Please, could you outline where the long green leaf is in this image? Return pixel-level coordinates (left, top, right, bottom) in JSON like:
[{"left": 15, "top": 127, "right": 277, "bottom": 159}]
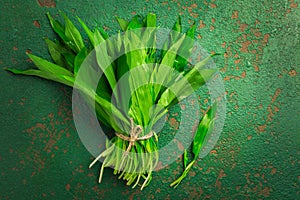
[
  {"left": 5, "top": 68, "right": 74, "bottom": 87},
  {"left": 46, "top": 12, "right": 69, "bottom": 43},
  {"left": 61, "top": 12, "right": 85, "bottom": 53},
  {"left": 27, "top": 54, "right": 74, "bottom": 77},
  {"left": 77, "top": 16, "right": 96, "bottom": 47},
  {"left": 192, "top": 102, "right": 217, "bottom": 157}
]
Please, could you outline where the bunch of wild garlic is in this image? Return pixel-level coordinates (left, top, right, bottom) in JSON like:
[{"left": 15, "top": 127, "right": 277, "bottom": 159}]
[{"left": 6, "top": 12, "right": 217, "bottom": 189}]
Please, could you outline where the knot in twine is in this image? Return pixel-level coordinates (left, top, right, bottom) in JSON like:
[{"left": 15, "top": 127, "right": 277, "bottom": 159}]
[{"left": 116, "top": 118, "right": 153, "bottom": 155}]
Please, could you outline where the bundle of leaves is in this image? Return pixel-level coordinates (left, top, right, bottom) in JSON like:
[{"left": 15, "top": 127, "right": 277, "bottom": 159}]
[{"left": 5, "top": 12, "right": 218, "bottom": 189}]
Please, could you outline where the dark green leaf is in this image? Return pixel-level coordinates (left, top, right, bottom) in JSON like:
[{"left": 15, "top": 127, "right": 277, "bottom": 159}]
[
  {"left": 62, "top": 52, "right": 75, "bottom": 70},
  {"left": 74, "top": 47, "right": 88, "bottom": 75}
]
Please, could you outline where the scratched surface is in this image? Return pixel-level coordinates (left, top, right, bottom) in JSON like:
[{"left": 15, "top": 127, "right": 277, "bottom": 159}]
[{"left": 0, "top": 0, "right": 299, "bottom": 199}]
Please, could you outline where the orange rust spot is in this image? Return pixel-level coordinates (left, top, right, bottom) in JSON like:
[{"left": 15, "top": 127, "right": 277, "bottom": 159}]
[
  {"left": 247, "top": 135, "right": 252, "bottom": 140},
  {"left": 267, "top": 106, "right": 274, "bottom": 122},
  {"left": 288, "top": 69, "right": 297, "bottom": 77},
  {"left": 259, "top": 187, "right": 272, "bottom": 197},
  {"left": 253, "top": 64, "right": 260, "bottom": 71},
  {"left": 263, "top": 33, "right": 270, "bottom": 43},
  {"left": 224, "top": 76, "right": 230, "bottom": 81},
  {"left": 190, "top": 12, "right": 199, "bottom": 18},
  {"left": 177, "top": 140, "right": 184, "bottom": 151},
  {"left": 204, "top": 98, "right": 209, "bottom": 104},
  {"left": 36, "top": 0, "right": 56, "bottom": 7},
  {"left": 189, "top": 170, "right": 196, "bottom": 177},
  {"left": 210, "top": 25, "right": 215, "bottom": 31},
  {"left": 13, "top": 46, "right": 18, "bottom": 50},
  {"left": 169, "top": 118, "right": 179, "bottom": 129},
  {"left": 215, "top": 169, "right": 226, "bottom": 189},
  {"left": 212, "top": 18, "right": 216, "bottom": 23},
  {"left": 240, "top": 23, "right": 248, "bottom": 32},
  {"left": 240, "top": 41, "right": 251, "bottom": 53},
  {"left": 191, "top": 3, "right": 197, "bottom": 8},
  {"left": 221, "top": 42, "right": 226, "bottom": 48},
  {"left": 66, "top": 184, "right": 70, "bottom": 191},
  {"left": 291, "top": 2, "right": 298, "bottom": 8},
  {"left": 210, "top": 149, "right": 217, "bottom": 154},
  {"left": 254, "top": 31, "right": 262, "bottom": 37},
  {"left": 33, "top": 20, "right": 40, "bottom": 28},
  {"left": 231, "top": 11, "right": 238, "bottom": 19},
  {"left": 234, "top": 59, "right": 241, "bottom": 64},
  {"left": 273, "top": 105, "right": 279, "bottom": 112},
  {"left": 271, "top": 88, "right": 281, "bottom": 103},
  {"left": 241, "top": 71, "right": 246, "bottom": 78},
  {"left": 271, "top": 168, "right": 277, "bottom": 175},
  {"left": 198, "top": 20, "right": 206, "bottom": 29},
  {"left": 210, "top": 3, "right": 217, "bottom": 8},
  {"left": 258, "top": 124, "right": 267, "bottom": 133}
]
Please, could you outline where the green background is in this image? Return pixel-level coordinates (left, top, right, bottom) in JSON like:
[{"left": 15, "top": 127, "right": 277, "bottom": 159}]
[{"left": 1, "top": 0, "right": 299, "bottom": 199}]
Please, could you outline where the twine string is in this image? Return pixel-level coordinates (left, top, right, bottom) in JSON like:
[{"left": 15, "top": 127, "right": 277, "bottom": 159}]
[{"left": 116, "top": 118, "right": 153, "bottom": 156}]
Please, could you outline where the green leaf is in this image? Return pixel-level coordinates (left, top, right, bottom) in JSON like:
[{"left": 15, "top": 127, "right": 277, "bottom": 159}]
[
  {"left": 47, "top": 12, "right": 69, "bottom": 43},
  {"left": 94, "top": 43, "right": 117, "bottom": 90},
  {"left": 93, "top": 29, "right": 105, "bottom": 45},
  {"left": 45, "top": 38, "right": 68, "bottom": 67},
  {"left": 5, "top": 68, "right": 74, "bottom": 87},
  {"left": 183, "top": 150, "right": 188, "bottom": 169},
  {"left": 27, "top": 53, "right": 74, "bottom": 77},
  {"left": 172, "top": 22, "right": 196, "bottom": 72},
  {"left": 77, "top": 16, "right": 105, "bottom": 47},
  {"left": 77, "top": 16, "right": 96, "bottom": 47},
  {"left": 127, "top": 15, "right": 143, "bottom": 30},
  {"left": 172, "top": 16, "right": 182, "bottom": 33},
  {"left": 62, "top": 75, "right": 129, "bottom": 131},
  {"left": 74, "top": 47, "right": 88, "bottom": 75},
  {"left": 61, "top": 12, "right": 85, "bottom": 53},
  {"left": 170, "top": 103, "right": 217, "bottom": 188},
  {"left": 145, "top": 13, "right": 156, "bottom": 27},
  {"left": 98, "top": 27, "right": 109, "bottom": 39},
  {"left": 192, "top": 102, "right": 217, "bottom": 158},
  {"left": 116, "top": 16, "right": 129, "bottom": 31},
  {"left": 62, "top": 52, "right": 75, "bottom": 70}
]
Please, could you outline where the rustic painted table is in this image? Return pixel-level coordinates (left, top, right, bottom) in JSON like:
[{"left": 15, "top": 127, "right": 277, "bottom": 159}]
[{"left": 0, "top": 0, "right": 299, "bottom": 199}]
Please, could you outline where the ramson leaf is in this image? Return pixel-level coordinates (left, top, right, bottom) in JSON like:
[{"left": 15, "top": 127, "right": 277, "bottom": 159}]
[
  {"left": 116, "top": 16, "right": 129, "bottom": 31},
  {"left": 61, "top": 12, "right": 85, "bottom": 53}
]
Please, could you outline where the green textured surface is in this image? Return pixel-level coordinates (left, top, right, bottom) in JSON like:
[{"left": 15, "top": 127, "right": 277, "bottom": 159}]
[{"left": 1, "top": 0, "right": 299, "bottom": 199}]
